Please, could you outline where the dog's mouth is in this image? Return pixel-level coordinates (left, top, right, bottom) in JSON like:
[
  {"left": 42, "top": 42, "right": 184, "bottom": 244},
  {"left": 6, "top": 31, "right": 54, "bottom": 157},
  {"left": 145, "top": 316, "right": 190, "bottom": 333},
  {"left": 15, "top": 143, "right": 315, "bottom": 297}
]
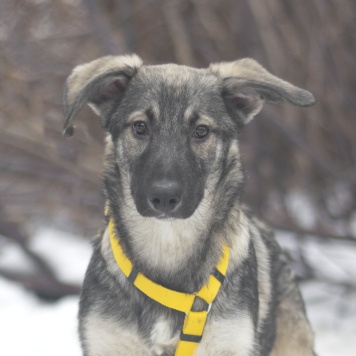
[
  {"left": 155, "top": 214, "right": 176, "bottom": 221},
  {"left": 138, "top": 207, "right": 190, "bottom": 220},
  {"left": 134, "top": 200, "right": 198, "bottom": 220}
]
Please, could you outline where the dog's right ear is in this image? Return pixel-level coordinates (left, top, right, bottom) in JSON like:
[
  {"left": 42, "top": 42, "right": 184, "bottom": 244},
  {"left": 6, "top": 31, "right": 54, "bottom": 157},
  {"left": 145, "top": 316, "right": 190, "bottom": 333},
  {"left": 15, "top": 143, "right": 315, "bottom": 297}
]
[{"left": 63, "top": 54, "right": 143, "bottom": 137}]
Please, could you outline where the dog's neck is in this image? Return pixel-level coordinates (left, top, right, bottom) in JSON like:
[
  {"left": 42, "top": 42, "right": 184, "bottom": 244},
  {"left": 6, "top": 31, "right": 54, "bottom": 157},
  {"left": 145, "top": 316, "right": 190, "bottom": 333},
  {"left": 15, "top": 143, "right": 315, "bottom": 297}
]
[{"left": 102, "top": 195, "right": 246, "bottom": 293}]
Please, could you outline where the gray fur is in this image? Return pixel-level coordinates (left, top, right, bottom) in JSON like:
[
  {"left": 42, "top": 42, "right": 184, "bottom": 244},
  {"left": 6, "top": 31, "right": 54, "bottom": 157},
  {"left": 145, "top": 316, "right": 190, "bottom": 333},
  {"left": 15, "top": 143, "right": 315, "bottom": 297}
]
[{"left": 63, "top": 55, "right": 315, "bottom": 355}]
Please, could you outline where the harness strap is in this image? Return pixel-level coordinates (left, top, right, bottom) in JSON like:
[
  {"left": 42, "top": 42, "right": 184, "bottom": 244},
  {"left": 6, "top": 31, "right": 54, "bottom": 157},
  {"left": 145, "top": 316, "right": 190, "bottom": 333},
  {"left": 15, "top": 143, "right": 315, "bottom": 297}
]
[
  {"left": 109, "top": 218, "right": 196, "bottom": 312},
  {"left": 175, "top": 310, "right": 208, "bottom": 355},
  {"left": 108, "top": 216, "right": 230, "bottom": 355}
]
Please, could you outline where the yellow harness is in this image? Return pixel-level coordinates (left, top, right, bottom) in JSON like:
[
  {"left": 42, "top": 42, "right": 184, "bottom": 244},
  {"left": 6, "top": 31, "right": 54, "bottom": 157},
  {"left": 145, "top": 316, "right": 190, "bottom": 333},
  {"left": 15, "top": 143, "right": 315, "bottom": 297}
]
[{"left": 108, "top": 217, "right": 230, "bottom": 355}]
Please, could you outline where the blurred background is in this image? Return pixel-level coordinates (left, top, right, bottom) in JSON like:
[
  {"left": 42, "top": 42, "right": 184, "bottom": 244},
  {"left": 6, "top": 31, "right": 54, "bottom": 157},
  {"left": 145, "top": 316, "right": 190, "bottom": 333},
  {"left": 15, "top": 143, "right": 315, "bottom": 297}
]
[{"left": 0, "top": 0, "right": 355, "bottom": 355}]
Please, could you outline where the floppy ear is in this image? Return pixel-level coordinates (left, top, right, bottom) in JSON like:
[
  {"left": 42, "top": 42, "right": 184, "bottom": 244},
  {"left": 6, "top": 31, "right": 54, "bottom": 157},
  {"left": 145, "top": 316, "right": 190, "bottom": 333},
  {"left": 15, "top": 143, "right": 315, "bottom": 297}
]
[
  {"left": 62, "top": 54, "right": 143, "bottom": 137},
  {"left": 209, "top": 58, "right": 316, "bottom": 124}
]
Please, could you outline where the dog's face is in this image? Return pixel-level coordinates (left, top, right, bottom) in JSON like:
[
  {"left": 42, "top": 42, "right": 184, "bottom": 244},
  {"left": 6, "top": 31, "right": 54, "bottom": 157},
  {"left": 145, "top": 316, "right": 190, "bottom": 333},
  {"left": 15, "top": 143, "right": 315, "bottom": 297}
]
[
  {"left": 111, "top": 65, "right": 237, "bottom": 219},
  {"left": 63, "top": 55, "right": 315, "bottom": 221}
]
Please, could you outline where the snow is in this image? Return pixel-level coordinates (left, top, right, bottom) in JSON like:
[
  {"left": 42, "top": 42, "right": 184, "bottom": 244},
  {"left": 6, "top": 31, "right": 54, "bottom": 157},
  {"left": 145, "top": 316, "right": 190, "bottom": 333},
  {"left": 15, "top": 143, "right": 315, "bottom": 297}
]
[
  {"left": 0, "top": 228, "right": 88, "bottom": 356},
  {"left": 1, "top": 229, "right": 356, "bottom": 355},
  {"left": 286, "top": 191, "right": 317, "bottom": 229},
  {"left": 0, "top": 278, "right": 80, "bottom": 356},
  {"left": 0, "top": 238, "right": 37, "bottom": 275},
  {"left": 29, "top": 228, "right": 92, "bottom": 285}
]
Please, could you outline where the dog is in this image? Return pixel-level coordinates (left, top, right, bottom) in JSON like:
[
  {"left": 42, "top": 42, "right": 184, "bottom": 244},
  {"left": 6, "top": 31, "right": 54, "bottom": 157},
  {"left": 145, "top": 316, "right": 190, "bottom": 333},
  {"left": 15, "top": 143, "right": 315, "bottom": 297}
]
[{"left": 63, "top": 55, "right": 316, "bottom": 356}]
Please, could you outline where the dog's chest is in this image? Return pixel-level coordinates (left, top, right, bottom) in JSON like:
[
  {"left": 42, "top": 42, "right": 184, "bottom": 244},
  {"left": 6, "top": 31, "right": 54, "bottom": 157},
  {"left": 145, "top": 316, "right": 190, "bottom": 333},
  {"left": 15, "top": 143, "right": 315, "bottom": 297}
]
[
  {"left": 149, "top": 318, "right": 178, "bottom": 355},
  {"left": 149, "top": 312, "right": 256, "bottom": 356},
  {"left": 84, "top": 313, "right": 178, "bottom": 356},
  {"left": 85, "top": 314, "right": 255, "bottom": 355}
]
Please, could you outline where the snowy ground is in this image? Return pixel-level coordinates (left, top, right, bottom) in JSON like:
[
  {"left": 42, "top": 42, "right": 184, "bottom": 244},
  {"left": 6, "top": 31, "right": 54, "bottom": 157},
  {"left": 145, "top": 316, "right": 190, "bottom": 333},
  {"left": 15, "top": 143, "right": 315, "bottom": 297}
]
[{"left": 1, "top": 228, "right": 356, "bottom": 355}]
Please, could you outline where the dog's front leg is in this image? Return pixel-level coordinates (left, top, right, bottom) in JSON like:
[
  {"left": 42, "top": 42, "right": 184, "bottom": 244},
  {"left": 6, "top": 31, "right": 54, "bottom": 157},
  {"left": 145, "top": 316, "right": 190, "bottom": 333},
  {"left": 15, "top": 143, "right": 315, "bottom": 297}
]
[
  {"left": 195, "top": 313, "right": 256, "bottom": 356},
  {"left": 81, "top": 314, "right": 152, "bottom": 356},
  {"left": 270, "top": 300, "right": 315, "bottom": 356}
]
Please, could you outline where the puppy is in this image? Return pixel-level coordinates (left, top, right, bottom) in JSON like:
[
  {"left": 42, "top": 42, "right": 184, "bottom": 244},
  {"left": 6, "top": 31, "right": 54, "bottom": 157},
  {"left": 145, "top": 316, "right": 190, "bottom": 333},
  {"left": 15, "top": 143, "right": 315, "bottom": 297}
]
[{"left": 63, "top": 55, "right": 316, "bottom": 355}]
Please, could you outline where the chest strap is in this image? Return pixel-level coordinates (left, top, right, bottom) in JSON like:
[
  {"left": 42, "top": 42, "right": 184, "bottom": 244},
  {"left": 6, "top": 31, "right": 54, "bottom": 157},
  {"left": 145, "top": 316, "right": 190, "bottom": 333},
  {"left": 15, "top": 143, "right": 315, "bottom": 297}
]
[{"left": 108, "top": 217, "right": 230, "bottom": 356}]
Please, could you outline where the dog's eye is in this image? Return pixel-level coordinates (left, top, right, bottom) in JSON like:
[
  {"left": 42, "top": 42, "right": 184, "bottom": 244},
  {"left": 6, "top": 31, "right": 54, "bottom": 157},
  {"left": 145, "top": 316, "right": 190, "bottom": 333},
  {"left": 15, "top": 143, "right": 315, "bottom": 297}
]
[
  {"left": 132, "top": 121, "right": 148, "bottom": 136},
  {"left": 193, "top": 125, "right": 210, "bottom": 139}
]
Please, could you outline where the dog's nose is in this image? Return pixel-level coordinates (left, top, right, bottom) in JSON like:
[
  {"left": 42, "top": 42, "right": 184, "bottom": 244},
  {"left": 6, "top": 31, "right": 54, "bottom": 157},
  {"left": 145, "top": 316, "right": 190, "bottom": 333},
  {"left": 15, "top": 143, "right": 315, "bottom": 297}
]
[{"left": 148, "top": 181, "right": 182, "bottom": 213}]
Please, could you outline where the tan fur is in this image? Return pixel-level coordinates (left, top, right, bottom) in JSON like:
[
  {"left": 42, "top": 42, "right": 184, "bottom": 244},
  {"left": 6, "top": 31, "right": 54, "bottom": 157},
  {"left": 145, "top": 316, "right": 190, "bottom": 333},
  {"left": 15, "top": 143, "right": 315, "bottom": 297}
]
[
  {"left": 271, "top": 301, "right": 315, "bottom": 356},
  {"left": 249, "top": 222, "right": 273, "bottom": 333}
]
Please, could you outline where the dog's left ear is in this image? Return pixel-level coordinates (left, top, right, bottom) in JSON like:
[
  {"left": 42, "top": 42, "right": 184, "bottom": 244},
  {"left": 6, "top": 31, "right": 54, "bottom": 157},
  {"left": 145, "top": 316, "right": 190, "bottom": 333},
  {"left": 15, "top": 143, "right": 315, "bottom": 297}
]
[
  {"left": 209, "top": 58, "right": 315, "bottom": 125},
  {"left": 63, "top": 54, "right": 143, "bottom": 137}
]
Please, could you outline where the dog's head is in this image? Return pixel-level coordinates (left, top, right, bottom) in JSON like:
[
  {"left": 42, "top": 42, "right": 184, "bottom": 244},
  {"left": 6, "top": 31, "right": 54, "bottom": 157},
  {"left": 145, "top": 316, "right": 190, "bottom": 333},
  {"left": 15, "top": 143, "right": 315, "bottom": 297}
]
[{"left": 63, "top": 55, "right": 315, "bottom": 221}]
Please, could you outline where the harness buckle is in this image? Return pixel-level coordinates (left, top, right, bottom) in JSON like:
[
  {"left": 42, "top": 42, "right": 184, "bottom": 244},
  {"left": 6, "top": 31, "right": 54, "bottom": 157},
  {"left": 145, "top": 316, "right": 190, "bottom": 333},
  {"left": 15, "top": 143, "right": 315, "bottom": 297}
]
[{"left": 185, "top": 299, "right": 212, "bottom": 315}]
